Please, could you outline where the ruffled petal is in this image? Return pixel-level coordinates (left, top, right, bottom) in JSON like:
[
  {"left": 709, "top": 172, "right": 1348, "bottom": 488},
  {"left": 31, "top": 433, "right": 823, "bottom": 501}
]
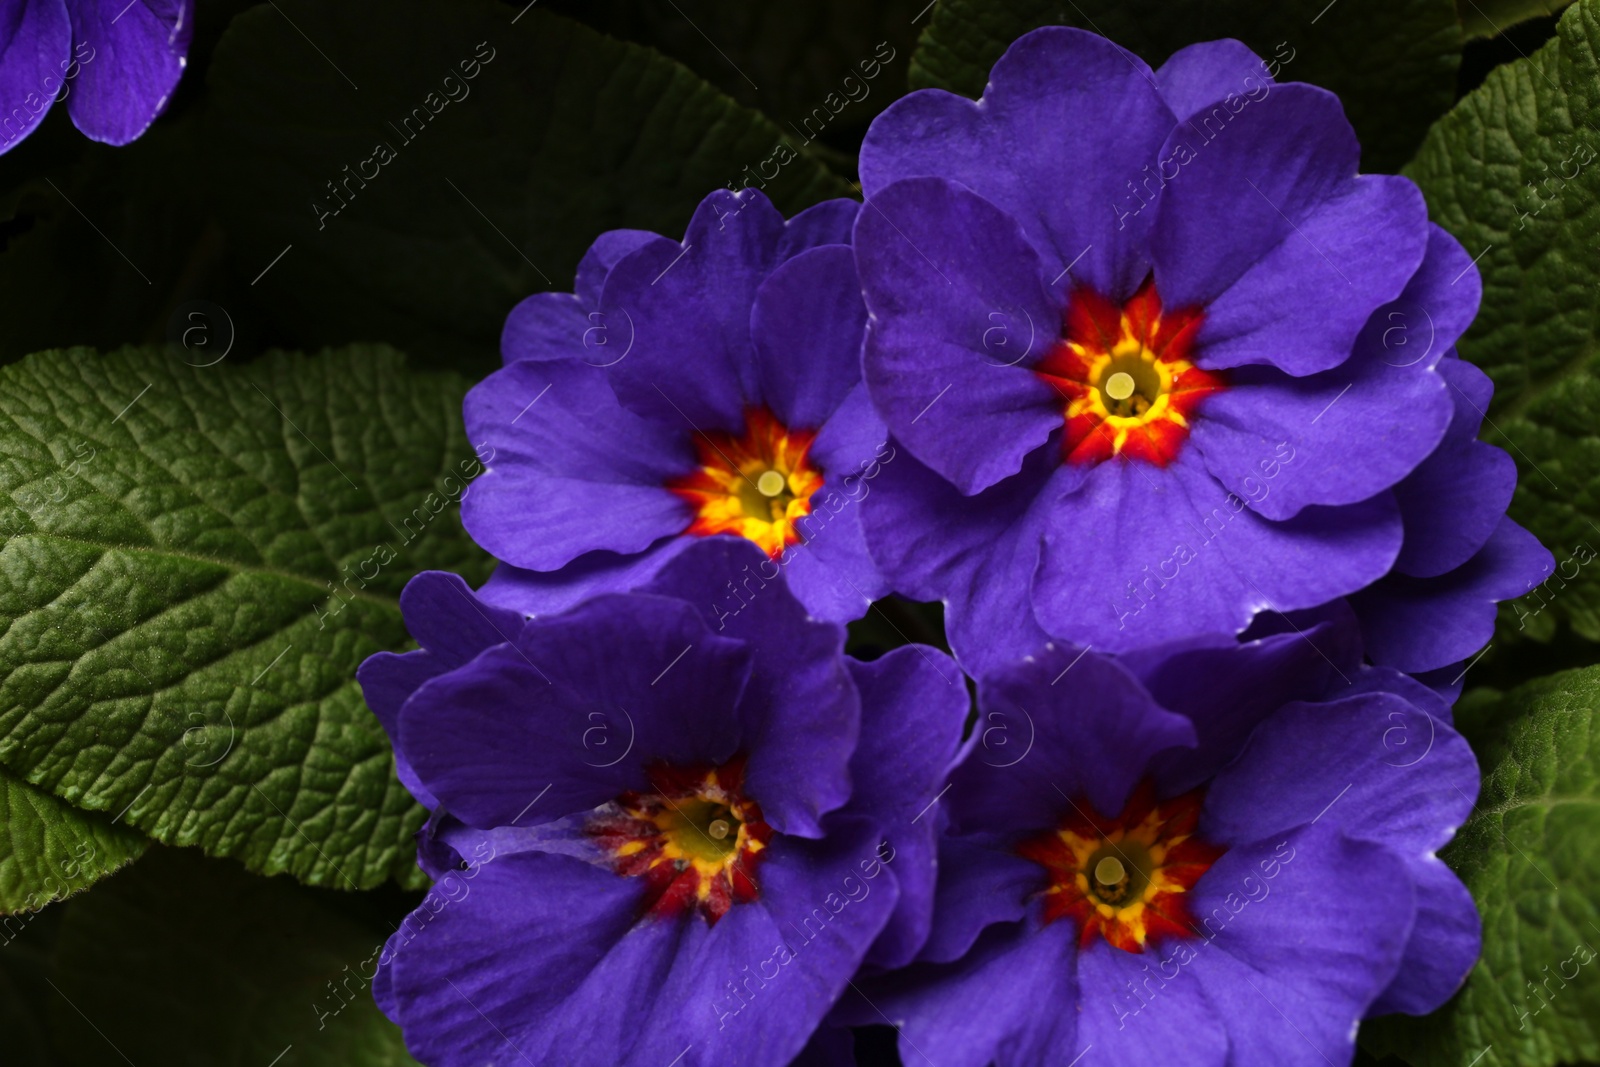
[
  {"left": 1183, "top": 826, "right": 1413, "bottom": 1065},
  {"left": 398, "top": 569, "right": 526, "bottom": 663},
  {"left": 842, "top": 646, "right": 967, "bottom": 826},
  {"left": 380, "top": 850, "right": 673, "bottom": 1067},
  {"left": 859, "top": 441, "right": 1069, "bottom": 677},
  {"left": 1393, "top": 357, "right": 1516, "bottom": 577},
  {"left": 1076, "top": 940, "right": 1228, "bottom": 1066},
  {"left": 844, "top": 645, "right": 968, "bottom": 967},
  {"left": 0, "top": 0, "right": 70, "bottom": 153},
  {"left": 461, "top": 359, "right": 696, "bottom": 570},
  {"left": 1141, "top": 619, "right": 1363, "bottom": 794},
  {"left": 1197, "top": 175, "right": 1427, "bottom": 376},
  {"left": 476, "top": 539, "right": 692, "bottom": 619},
  {"left": 915, "top": 833, "right": 1043, "bottom": 965},
  {"left": 1387, "top": 224, "right": 1483, "bottom": 361},
  {"left": 1189, "top": 345, "right": 1451, "bottom": 520},
  {"left": 598, "top": 189, "right": 787, "bottom": 428},
  {"left": 67, "top": 0, "right": 192, "bottom": 145},
  {"left": 645, "top": 819, "right": 900, "bottom": 1065},
  {"left": 359, "top": 649, "right": 446, "bottom": 810},
  {"left": 1032, "top": 453, "right": 1402, "bottom": 652},
  {"left": 1413, "top": 662, "right": 1467, "bottom": 705},
  {"left": 574, "top": 228, "right": 657, "bottom": 307},
  {"left": 399, "top": 594, "right": 753, "bottom": 828},
  {"left": 780, "top": 483, "right": 889, "bottom": 623},
  {"left": 776, "top": 523, "right": 886, "bottom": 624},
  {"left": 855, "top": 177, "right": 1060, "bottom": 494},
  {"left": 357, "top": 571, "right": 527, "bottom": 810},
  {"left": 777, "top": 197, "right": 860, "bottom": 259},
  {"left": 1154, "top": 38, "right": 1273, "bottom": 123},
  {"left": 859, "top": 26, "right": 1176, "bottom": 297},
  {"left": 1353, "top": 517, "right": 1554, "bottom": 672},
  {"left": 499, "top": 292, "right": 591, "bottom": 364},
  {"left": 1202, "top": 691, "right": 1478, "bottom": 857},
  {"left": 498, "top": 230, "right": 659, "bottom": 366},
  {"left": 752, "top": 245, "right": 866, "bottom": 431},
  {"left": 951, "top": 647, "right": 1196, "bottom": 836},
  {"left": 1152, "top": 84, "right": 1427, "bottom": 375},
  {"left": 1341, "top": 662, "right": 1457, "bottom": 726},
  {"left": 641, "top": 537, "right": 858, "bottom": 838},
  {"left": 858, "top": 920, "right": 1081, "bottom": 1067},
  {"left": 862, "top": 819, "right": 938, "bottom": 971},
  {"left": 1369, "top": 856, "right": 1481, "bottom": 1016}
]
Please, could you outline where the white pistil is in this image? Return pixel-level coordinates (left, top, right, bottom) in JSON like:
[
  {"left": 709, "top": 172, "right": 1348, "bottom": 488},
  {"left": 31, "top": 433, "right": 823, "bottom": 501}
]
[
  {"left": 1094, "top": 855, "right": 1126, "bottom": 886},
  {"left": 1105, "top": 371, "right": 1136, "bottom": 402},
  {"left": 756, "top": 470, "right": 787, "bottom": 497},
  {"left": 708, "top": 819, "right": 731, "bottom": 840}
]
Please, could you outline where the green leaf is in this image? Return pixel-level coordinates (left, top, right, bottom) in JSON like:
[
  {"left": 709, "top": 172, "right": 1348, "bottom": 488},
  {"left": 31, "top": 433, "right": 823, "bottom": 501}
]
[
  {"left": 908, "top": 0, "right": 1462, "bottom": 172},
  {"left": 1363, "top": 665, "right": 1600, "bottom": 1067},
  {"left": 0, "top": 345, "right": 492, "bottom": 889},
  {"left": 204, "top": 0, "right": 854, "bottom": 375},
  {"left": 1402, "top": 0, "right": 1600, "bottom": 644},
  {"left": 554, "top": 0, "right": 924, "bottom": 160},
  {"left": 0, "top": 768, "right": 146, "bottom": 915},
  {"left": 1487, "top": 396, "right": 1600, "bottom": 646},
  {"left": 50, "top": 847, "right": 420, "bottom": 1066},
  {"left": 1461, "top": 0, "right": 1575, "bottom": 38},
  {"left": 1402, "top": 6, "right": 1591, "bottom": 414}
]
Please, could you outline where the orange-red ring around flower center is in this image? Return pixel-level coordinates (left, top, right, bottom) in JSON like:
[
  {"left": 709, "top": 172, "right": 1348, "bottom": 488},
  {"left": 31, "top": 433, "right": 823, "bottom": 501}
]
[
  {"left": 588, "top": 756, "right": 772, "bottom": 925},
  {"left": 666, "top": 408, "right": 823, "bottom": 559},
  {"left": 1034, "top": 277, "right": 1224, "bottom": 468},
  {"left": 1017, "top": 780, "right": 1224, "bottom": 952}
]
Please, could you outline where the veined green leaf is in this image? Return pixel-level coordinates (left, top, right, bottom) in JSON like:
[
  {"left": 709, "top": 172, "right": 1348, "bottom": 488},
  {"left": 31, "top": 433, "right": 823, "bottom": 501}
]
[
  {"left": 0, "top": 345, "right": 492, "bottom": 889},
  {"left": 1364, "top": 666, "right": 1600, "bottom": 1066}
]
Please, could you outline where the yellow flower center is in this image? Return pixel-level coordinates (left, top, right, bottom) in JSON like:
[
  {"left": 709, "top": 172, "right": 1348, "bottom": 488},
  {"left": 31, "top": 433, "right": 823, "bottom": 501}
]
[
  {"left": 1017, "top": 781, "right": 1224, "bottom": 952},
  {"left": 667, "top": 408, "right": 824, "bottom": 559},
  {"left": 1033, "top": 278, "right": 1224, "bottom": 467},
  {"left": 588, "top": 758, "right": 772, "bottom": 925}
]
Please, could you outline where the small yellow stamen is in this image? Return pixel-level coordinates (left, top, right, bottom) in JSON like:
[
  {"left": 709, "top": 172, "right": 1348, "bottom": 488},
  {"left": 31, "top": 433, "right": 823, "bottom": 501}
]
[
  {"left": 756, "top": 470, "right": 787, "bottom": 498},
  {"left": 669, "top": 410, "right": 823, "bottom": 559},
  {"left": 708, "top": 819, "right": 732, "bottom": 840},
  {"left": 1105, "top": 371, "right": 1136, "bottom": 402},
  {"left": 1095, "top": 855, "right": 1126, "bottom": 886}
]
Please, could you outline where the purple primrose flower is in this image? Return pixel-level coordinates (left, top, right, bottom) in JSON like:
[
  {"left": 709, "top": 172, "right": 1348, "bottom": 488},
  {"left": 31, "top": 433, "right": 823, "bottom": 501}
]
[
  {"left": 0, "top": 0, "right": 193, "bottom": 152},
  {"left": 357, "top": 538, "right": 966, "bottom": 1067},
  {"left": 850, "top": 28, "right": 1548, "bottom": 671},
  {"left": 461, "top": 189, "right": 893, "bottom": 625},
  {"left": 842, "top": 612, "right": 1480, "bottom": 1066}
]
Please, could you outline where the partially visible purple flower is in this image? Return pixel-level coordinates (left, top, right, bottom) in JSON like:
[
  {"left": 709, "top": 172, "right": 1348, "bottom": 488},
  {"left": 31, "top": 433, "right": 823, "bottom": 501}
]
[
  {"left": 841, "top": 618, "right": 1480, "bottom": 1066},
  {"left": 358, "top": 539, "right": 966, "bottom": 1067},
  {"left": 849, "top": 27, "right": 1543, "bottom": 674},
  {"left": 462, "top": 189, "right": 891, "bottom": 624},
  {"left": 0, "top": 0, "right": 193, "bottom": 153}
]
